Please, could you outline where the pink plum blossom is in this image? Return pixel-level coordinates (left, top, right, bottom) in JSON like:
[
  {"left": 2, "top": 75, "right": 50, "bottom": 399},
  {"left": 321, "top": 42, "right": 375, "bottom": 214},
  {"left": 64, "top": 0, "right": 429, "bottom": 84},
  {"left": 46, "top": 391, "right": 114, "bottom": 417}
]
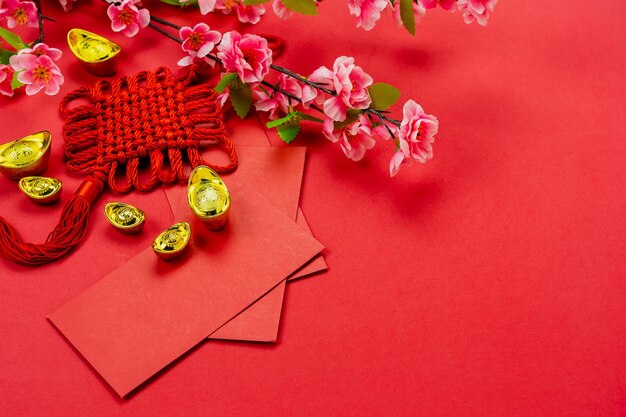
[
  {"left": 177, "top": 23, "right": 221, "bottom": 67},
  {"left": 217, "top": 31, "right": 273, "bottom": 84},
  {"left": 107, "top": 0, "right": 150, "bottom": 38},
  {"left": 308, "top": 56, "right": 373, "bottom": 122},
  {"left": 348, "top": 0, "right": 388, "bottom": 31},
  {"left": 272, "top": 0, "right": 292, "bottom": 19},
  {"left": 0, "top": 0, "right": 38, "bottom": 28},
  {"left": 457, "top": 0, "right": 497, "bottom": 25},
  {"left": 11, "top": 54, "right": 64, "bottom": 96},
  {"left": 383, "top": 99, "right": 438, "bottom": 176},
  {"left": 235, "top": 4, "right": 265, "bottom": 24},
  {"left": 11, "top": 43, "right": 63, "bottom": 64},
  {"left": 323, "top": 114, "right": 377, "bottom": 162},
  {"left": 0, "top": 64, "right": 15, "bottom": 97},
  {"left": 252, "top": 74, "right": 302, "bottom": 120}
]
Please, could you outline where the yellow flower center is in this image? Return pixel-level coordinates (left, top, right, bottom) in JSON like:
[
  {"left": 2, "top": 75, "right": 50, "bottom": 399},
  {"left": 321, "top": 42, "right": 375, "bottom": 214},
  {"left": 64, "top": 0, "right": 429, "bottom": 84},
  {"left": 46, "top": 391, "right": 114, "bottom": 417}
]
[
  {"left": 188, "top": 32, "right": 205, "bottom": 50},
  {"left": 119, "top": 9, "right": 134, "bottom": 25},
  {"left": 12, "top": 7, "right": 28, "bottom": 25},
  {"left": 32, "top": 65, "right": 52, "bottom": 83},
  {"left": 224, "top": 0, "right": 240, "bottom": 10}
]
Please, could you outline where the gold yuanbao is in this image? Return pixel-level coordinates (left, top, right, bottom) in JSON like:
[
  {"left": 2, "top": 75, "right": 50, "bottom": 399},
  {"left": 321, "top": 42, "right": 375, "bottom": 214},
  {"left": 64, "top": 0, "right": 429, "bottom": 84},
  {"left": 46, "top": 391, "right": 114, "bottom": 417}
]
[
  {"left": 104, "top": 202, "right": 145, "bottom": 234},
  {"left": 188, "top": 166, "right": 231, "bottom": 230},
  {"left": 152, "top": 222, "right": 191, "bottom": 261},
  {"left": 67, "top": 28, "right": 121, "bottom": 76},
  {"left": 0, "top": 131, "right": 52, "bottom": 180},
  {"left": 18, "top": 176, "right": 62, "bottom": 205}
]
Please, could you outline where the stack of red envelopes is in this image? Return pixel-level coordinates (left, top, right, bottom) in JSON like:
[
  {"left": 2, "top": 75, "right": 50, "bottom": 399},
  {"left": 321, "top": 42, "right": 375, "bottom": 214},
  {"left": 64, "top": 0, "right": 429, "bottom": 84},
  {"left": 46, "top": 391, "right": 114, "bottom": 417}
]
[{"left": 47, "top": 118, "right": 327, "bottom": 397}]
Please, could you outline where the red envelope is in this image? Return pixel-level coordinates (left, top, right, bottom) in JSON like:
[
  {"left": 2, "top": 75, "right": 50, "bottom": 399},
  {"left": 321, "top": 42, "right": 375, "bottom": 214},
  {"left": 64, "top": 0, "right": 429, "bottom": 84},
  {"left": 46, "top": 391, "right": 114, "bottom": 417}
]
[
  {"left": 48, "top": 184, "right": 323, "bottom": 397},
  {"left": 166, "top": 146, "right": 324, "bottom": 342}
]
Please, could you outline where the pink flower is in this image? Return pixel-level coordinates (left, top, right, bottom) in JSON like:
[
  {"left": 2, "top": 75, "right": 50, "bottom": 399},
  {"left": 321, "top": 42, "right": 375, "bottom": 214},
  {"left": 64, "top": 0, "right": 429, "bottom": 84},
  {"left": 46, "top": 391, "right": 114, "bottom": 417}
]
[
  {"left": 12, "top": 54, "right": 64, "bottom": 96},
  {"left": 217, "top": 31, "right": 273, "bottom": 84},
  {"left": 457, "top": 0, "right": 497, "bottom": 25},
  {"left": 418, "top": 0, "right": 457, "bottom": 10},
  {"left": 0, "top": 64, "right": 15, "bottom": 97},
  {"left": 308, "top": 56, "right": 373, "bottom": 122},
  {"left": 177, "top": 23, "right": 221, "bottom": 67},
  {"left": 348, "top": 0, "right": 388, "bottom": 31},
  {"left": 323, "top": 114, "right": 377, "bottom": 162},
  {"left": 0, "top": 0, "right": 38, "bottom": 28},
  {"left": 252, "top": 73, "right": 302, "bottom": 119},
  {"left": 235, "top": 4, "right": 265, "bottom": 24},
  {"left": 392, "top": 0, "right": 425, "bottom": 27},
  {"left": 10, "top": 43, "right": 62, "bottom": 65},
  {"left": 397, "top": 98, "right": 438, "bottom": 161},
  {"left": 107, "top": 0, "right": 150, "bottom": 38},
  {"left": 272, "top": 0, "right": 292, "bottom": 19}
]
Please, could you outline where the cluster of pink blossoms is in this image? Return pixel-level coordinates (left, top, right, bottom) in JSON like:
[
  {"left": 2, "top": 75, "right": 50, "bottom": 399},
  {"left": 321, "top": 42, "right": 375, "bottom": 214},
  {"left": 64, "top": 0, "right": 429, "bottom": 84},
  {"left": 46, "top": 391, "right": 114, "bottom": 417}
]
[
  {"left": 1, "top": 43, "right": 64, "bottom": 97},
  {"left": 171, "top": 0, "right": 496, "bottom": 30},
  {"left": 349, "top": 0, "right": 498, "bottom": 30},
  {"left": 177, "top": 24, "right": 438, "bottom": 176},
  {"left": 0, "top": 0, "right": 38, "bottom": 28}
]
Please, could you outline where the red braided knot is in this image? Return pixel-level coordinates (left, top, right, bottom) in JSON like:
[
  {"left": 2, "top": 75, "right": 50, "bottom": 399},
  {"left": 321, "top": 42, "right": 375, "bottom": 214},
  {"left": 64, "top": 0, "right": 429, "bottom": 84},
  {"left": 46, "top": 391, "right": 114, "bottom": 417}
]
[{"left": 60, "top": 65, "right": 238, "bottom": 194}]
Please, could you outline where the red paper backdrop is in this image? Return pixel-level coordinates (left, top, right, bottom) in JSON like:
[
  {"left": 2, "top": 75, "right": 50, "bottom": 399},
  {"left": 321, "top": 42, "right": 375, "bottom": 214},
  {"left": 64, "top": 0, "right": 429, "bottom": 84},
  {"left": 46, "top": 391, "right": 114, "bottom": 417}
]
[{"left": 1, "top": 0, "right": 625, "bottom": 416}]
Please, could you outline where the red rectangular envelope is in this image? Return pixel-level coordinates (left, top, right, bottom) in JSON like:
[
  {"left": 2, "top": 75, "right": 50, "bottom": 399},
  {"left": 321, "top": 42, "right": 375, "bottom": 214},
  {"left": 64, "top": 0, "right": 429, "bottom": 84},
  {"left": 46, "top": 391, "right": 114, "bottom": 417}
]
[{"left": 48, "top": 185, "right": 323, "bottom": 397}]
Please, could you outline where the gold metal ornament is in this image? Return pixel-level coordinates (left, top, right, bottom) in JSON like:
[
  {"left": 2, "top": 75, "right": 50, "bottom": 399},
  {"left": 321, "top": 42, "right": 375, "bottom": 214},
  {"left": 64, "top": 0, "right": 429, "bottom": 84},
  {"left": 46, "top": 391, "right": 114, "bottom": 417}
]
[
  {"left": 67, "top": 28, "right": 121, "bottom": 76},
  {"left": 18, "top": 176, "right": 62, "bottom": 205},
  {"left": 0, "top": 131, "right": 52, "bottom": 180},
  {"left": 104, "top": 202, "right": 145, "bottom": 234},
  {"left": 152, "top": 222, "right": 191, "bottom": 261},
  {"left": 187, "top": 166, "right": 231, "bottom": 230}
]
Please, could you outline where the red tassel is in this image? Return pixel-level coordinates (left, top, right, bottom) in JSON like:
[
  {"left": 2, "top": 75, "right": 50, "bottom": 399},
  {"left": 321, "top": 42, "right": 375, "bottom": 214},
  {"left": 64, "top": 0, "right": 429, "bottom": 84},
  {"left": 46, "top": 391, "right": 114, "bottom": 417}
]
[{"left": 0, "top": 177, "right": 103, "bottom": 266}]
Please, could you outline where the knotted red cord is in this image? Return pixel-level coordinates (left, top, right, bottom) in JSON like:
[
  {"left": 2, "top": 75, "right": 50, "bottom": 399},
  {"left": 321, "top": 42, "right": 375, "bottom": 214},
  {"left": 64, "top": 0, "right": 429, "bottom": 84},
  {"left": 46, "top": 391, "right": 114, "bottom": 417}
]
[{"left": 0, "top": 65, "right": 237, "bottom": 266}]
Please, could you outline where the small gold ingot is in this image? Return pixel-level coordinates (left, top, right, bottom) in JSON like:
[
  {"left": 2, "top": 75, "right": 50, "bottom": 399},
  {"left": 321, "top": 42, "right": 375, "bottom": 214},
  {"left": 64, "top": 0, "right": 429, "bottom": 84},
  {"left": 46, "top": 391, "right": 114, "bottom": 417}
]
[
  {"left": 18, "top": 176, "right": 62, "bottom": 205},
  {"left": 67, "top": 28, "right": 121, "bottom": 76},
  {"left": 0, "top": 131, "right": 52, "bottom": 180},
  {"left": 188, "top": 166, "right": 231, "bottom": 230},
  {"left": 152, "top": 222, "right": 191, "bottom": 261},
  {"left": 104, "top": 202, "right": 145, "bottom": 234}
]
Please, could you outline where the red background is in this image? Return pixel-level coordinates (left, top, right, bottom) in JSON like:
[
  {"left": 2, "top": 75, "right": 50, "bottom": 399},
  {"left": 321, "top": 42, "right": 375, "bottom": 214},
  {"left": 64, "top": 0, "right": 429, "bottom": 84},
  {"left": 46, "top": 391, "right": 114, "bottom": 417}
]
[{"left": 1, "top": 0, "right": 625, "bottom": 415}]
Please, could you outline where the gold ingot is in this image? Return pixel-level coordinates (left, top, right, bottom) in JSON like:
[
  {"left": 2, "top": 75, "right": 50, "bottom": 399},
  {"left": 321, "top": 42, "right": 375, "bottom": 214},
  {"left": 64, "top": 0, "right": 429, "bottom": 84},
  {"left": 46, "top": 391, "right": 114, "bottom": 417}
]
[
  {"left": 67, "top": 28, "right": 121, "bottom": 76},
  {"left": 188, "top": 166, "right": 230, "bottom": 230},
  {"left": 0, "top": 131, "right": 51, "bottom": 180},
  {"left": 152, "top": 222, "right": 191, "bottom": 261},
  {"left": 18, "top": 176, "right": 62, "bottom": 205},
  {"left": 104, "top": 202, "right": 146, "bottom": 234}
]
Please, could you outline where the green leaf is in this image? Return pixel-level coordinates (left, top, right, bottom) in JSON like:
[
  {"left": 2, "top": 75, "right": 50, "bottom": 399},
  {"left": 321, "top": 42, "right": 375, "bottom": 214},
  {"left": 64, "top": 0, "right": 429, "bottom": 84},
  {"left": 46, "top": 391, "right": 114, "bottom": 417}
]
[
  {"left": 333, "top": 110, "right": 361, "bottom": 130},
  {"left": 229, "top": 84, "right": 252, "bottom": 119},
  {"left": 266, "top": 113, "right": 295, "bottom": 129},
  {"left": 244, "top": 0, "right": 271, "bottom": 4},
  {"left": 280, "top": 0, "right": 318, "bottom": 15},
  {"left": 295, "top": 112, "right": 324, "bottom": 123},
  {"left": 368, "top": 82, "right": 401, "bottom": 111},
  {"left": 0, "top": 48, "right": 14, "bottom": 65},
  {"left": 11, "top": 71, "right": 23, "bottom": 90},
  {"left": 0, "top": 27, "right": 27, "bottom": 50},
  {"left": 400, "top": 0, "right": 416, "bottom": 35},
  {"left": 216, "top": 72, "right": 237, "bottom": 94},
  {"left": 277, "top": 120, "right": 301, "bottom": 144}
]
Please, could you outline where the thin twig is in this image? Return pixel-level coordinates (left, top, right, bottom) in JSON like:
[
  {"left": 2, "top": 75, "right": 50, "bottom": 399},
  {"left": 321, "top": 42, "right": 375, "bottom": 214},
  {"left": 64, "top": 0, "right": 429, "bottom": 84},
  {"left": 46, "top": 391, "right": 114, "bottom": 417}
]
[
  {"left": 32, "top": 0, "right": 44, "bottom": 44},
  {"left": 151, "top": 15, "right": 182, "bottom": 30}
]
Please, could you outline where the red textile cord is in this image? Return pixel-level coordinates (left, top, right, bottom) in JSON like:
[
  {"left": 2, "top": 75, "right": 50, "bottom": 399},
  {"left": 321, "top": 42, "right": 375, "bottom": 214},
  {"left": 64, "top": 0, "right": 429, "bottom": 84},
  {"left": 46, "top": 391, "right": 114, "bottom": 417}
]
[
  {"left": 0, "top": 176, "right": 104, "bottom": 266},
  {"left": 0, "top": 65, "right": 237, "bottom": 266}
]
